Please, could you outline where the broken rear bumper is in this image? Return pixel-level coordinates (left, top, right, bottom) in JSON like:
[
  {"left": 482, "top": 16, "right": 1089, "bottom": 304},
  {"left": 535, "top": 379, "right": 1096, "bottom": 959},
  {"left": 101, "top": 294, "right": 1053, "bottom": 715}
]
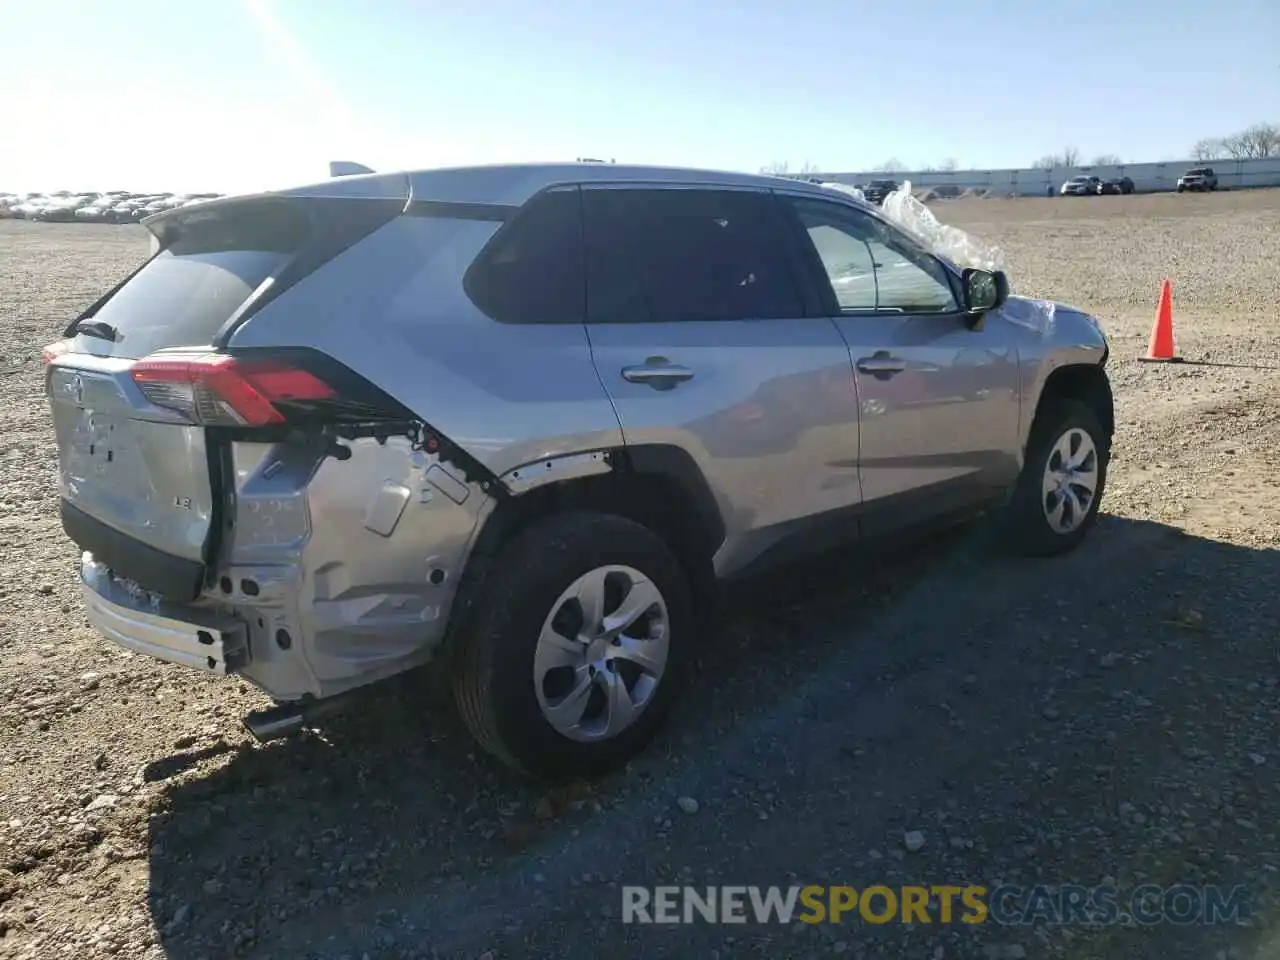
[{"left": 79, "top": 553, "right": 249, "bottom": 675}]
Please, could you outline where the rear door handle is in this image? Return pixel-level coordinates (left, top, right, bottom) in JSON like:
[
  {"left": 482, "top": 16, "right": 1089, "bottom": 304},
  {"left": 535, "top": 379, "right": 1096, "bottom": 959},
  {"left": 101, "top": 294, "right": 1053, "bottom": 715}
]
[
  {"left": 855, "top": 353, "right": 907, "bottom": 375},
  {"left": 621, "top": 358, "right": 695, "bottom": 388}
]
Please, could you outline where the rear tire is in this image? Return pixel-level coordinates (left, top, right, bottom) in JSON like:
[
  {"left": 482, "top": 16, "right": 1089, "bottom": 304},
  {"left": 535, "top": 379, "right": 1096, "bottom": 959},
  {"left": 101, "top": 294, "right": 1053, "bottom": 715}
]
[
  {"left": 452, "top": 511, "right": 693, "bottom": 781},
  {"left": 998, "top": 399, "right": 1109, "bottom": 557}
]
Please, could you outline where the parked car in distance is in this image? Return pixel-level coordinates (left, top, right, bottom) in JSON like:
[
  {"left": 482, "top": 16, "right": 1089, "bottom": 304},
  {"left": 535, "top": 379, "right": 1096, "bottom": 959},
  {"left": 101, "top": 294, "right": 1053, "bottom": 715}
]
[
  {"left": 36, "top": 196, "right": 94, "bottom": 222},
  {"left": 9, "top": 201, "right": 43, "bottom": 220},
  {"left": 75, "top": 198, "right": 121, "bottom": 222},
  {"left": 1060, "top": 175, "right": 1103, "bottom": 196},
  {"left": 43, "top": 162, "right": 1114, "bottom": 780},
  {"left": 861, "top": 178, "right": 900, "bottom": 205},
  {"left": 1176, "top": 167, "right": 1218, "bottom": 192},
  {"left": 1098, "top": 176, "right": 1135, "bottom": 195},
  {"left": 106, "top": 201, "right": 140, "bottom": 223}
]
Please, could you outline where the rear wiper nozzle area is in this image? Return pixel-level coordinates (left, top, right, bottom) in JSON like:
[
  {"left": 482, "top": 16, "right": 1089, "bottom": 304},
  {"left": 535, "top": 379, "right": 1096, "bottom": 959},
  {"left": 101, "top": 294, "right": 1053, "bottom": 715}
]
[{"left": 73, "top": 319, "right": 119, "bottom": 342}]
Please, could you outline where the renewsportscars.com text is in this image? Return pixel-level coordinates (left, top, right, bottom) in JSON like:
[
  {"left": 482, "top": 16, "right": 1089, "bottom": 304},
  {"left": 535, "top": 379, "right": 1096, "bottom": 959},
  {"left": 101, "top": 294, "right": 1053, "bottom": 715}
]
[{"left": 621, "top": 884, "right": 1250, "bottom": 926}]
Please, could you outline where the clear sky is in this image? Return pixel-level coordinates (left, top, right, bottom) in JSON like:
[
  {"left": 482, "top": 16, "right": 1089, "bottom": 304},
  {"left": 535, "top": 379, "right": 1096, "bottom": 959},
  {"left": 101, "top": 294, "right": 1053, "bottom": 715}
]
[{"left": 1, "top": 0, "right": 1276, "bottom": 195}]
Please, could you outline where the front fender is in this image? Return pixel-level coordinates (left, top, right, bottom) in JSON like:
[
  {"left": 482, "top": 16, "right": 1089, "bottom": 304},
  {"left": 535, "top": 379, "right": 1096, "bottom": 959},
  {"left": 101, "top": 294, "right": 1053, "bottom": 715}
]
[{"left": 992, "top": 296, "right": 1109, "bottom": 445}]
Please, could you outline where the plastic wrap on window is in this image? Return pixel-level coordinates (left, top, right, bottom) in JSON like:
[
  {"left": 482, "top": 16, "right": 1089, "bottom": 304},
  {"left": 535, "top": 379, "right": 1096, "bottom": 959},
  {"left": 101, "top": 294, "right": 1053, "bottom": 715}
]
[
  {"left": 879, "top": 180, "right": 1006, "bottom": 273},
  {"left": 818, "top": 178, "right": 1053, "bottom": 329},
  {"left": 819, "top": 181, "right": 867, "bottom": 204}
]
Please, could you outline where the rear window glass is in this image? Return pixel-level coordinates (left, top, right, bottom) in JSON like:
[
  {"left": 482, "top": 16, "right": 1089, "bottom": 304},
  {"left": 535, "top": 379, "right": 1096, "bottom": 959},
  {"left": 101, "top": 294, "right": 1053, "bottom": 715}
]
[
  {"left": 80, "top": 199, "right": 309, "bottom": 359},
  {"left": 86, "top": 250, "right": 289, "bottom": 358}
]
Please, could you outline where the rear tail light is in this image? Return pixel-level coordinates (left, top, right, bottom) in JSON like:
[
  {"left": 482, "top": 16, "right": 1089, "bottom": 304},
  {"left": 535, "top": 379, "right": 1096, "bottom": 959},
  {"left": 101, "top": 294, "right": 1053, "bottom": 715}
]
[
  {"left": 42, "top": 339, "right": 74, "bottom": 366},
  {"left": 130, "top": 352, "right": 337, "bottom": 426}
]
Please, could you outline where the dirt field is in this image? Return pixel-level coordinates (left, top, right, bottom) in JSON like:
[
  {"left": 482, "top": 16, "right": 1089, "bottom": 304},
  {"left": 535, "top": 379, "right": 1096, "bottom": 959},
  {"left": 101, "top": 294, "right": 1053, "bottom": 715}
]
[{"left": 1, "top": 189, "right": 1279, "bottom": 960}]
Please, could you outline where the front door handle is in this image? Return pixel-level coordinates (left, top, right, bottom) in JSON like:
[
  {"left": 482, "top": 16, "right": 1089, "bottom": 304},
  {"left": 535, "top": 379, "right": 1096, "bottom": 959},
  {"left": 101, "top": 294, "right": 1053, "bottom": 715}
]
[
  {"left": 855, "top": 352, "right": 907, "bottom": 376},
  {"left": 621, "top": 358, "right": 695, "bottom": 388}
]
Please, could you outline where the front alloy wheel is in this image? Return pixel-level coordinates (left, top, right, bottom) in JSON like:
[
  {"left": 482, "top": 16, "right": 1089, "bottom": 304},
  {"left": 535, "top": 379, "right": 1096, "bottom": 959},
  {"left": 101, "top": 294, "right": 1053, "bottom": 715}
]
[
  {"left": 1040, "top": 427, "right": 1100, "bottom": 534},
  {"left": 1000, "top": 398, "right": 1109, "bottom": 556}
]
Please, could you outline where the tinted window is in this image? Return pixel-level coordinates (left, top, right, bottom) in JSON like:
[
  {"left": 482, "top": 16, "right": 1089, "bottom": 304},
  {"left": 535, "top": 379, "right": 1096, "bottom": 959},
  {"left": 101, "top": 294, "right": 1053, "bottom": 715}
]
[
  {"left": 785, "top": 197, "right": 958, "bottom": 315},
  {"left": 463, "top": 188, "right": 585, "bottom": 324},
  {"left": 84, "top": 198, "right": 310, "bottom": 359},
  {"left": 583, "top": 188, "right": 803, "bottom": 323}
]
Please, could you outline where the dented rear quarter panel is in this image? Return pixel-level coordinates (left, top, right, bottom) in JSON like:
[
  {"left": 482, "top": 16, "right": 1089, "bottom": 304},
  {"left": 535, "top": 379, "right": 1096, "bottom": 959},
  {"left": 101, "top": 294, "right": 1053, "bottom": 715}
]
[{"left": 207, "top": 434, "right": 493, "bottom": 701}]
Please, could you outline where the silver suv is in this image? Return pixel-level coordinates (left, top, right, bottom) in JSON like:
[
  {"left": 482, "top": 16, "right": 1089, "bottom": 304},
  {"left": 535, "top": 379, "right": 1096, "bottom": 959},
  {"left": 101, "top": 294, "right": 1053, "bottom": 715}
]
[{"left": 43, "top": 163, "right": 1113, "bottom": 779}]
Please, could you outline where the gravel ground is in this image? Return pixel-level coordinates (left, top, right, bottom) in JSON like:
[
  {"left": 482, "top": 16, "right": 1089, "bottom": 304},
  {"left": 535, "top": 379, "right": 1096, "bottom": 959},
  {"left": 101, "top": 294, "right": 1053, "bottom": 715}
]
[{"left": 1, "top": 189, "right": 1279, "bottom": 960}]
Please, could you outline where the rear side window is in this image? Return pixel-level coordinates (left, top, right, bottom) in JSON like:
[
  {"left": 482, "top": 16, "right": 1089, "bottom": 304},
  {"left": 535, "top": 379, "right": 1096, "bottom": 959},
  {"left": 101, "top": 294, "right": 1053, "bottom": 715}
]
[
  {"left": 463, "top": 188, "right": 585, "bottom": 324},
  {"left": 84, "top": 199, "right": 310, "bottom": 359},
  {"left": 583, "top": 188, "right": 804, "bottom": 323}
]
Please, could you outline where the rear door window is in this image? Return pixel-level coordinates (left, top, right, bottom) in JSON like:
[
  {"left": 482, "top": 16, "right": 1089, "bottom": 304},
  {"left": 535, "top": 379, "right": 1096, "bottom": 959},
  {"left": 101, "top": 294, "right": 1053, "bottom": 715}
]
[{"left": 583, "top": 187, "right": 804, "bottom": 323}]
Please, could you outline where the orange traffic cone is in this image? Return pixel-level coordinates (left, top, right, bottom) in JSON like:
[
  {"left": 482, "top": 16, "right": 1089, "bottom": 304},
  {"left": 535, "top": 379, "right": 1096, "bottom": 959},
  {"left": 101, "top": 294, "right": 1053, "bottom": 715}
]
[{"left": 1139, "top": 278, "right": 1182, "bottom": 362}]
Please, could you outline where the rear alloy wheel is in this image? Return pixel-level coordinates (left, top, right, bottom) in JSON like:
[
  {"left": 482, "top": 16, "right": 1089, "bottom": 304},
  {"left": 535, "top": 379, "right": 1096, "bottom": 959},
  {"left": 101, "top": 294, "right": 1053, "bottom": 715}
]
[
  {"left": 999, "top": 399, "right": 1109, "bottom": 556},
  {"left": 452, "top": 511, "right": 691, "bottom": 780},
  {"left": 534, "top": 564, "right": 671, "bottom": 744}
]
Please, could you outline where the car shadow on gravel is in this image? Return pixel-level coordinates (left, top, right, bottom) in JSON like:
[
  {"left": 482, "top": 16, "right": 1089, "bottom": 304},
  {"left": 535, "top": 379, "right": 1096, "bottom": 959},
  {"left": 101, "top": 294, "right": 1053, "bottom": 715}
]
[{"left": 144, "top": 514, "right": 1280, "bottom": 960}]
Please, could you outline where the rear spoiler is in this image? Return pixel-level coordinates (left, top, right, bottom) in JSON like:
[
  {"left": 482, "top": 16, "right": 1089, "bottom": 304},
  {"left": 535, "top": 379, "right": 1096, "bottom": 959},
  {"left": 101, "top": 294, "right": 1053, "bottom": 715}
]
[{"left": 329, "top": 161, "right": 375, "bottom": 177}]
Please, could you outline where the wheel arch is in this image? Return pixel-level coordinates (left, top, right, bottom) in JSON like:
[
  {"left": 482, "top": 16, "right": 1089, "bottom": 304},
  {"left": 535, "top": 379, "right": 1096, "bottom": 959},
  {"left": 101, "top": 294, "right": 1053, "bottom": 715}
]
[
  {"left": 1030, "top": 362, "right": 1114, "bottom": 452},
  {"left": 441, "top": 443, "right": 724, "bottom": 662}
]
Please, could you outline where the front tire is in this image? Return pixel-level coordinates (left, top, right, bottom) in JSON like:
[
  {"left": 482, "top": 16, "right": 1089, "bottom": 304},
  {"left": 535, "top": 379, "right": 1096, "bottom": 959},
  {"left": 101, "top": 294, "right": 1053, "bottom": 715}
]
[
  {"left": 452, "top": 511, "right": 693, "bottom": 780},
  {"left": 998, "top": 399, "right": 1109, "bottom": 557}
]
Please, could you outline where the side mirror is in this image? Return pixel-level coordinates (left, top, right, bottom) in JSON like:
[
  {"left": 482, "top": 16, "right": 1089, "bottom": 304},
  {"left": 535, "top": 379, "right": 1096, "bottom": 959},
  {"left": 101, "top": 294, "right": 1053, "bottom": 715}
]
[{"left": 961, "top": 268, "right": 1009, "bottom": 316}]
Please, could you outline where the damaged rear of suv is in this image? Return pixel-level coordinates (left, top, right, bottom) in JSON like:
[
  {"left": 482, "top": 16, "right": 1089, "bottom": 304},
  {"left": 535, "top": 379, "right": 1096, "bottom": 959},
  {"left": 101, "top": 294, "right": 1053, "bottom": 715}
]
[
  {"left": 45, "top": 171, "right": 517, "bottom": 718},
  {"left": 46, "top": 163, "right": 1113, "bottom": 781}
]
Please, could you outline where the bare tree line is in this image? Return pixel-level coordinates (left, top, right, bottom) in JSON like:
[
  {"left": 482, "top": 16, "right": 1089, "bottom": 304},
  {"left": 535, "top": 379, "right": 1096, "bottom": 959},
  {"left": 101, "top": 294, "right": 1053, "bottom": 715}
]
[
  {"left": 1030, "top": 149, "right": 1123, "bottom": 169},
  {"left": 1190, "top": 123, "right": 1280, "bottom": 161},
  {"left": 1030, "top": 124, "right": 1280, "bottom": 168},
  {"left": 760, "top": 158, "right": 949, "bottom": 176},
  {"left": 763, "top": 121, "right": 1278, "bottom": 177},
  {"left": 759, "top": 161, "right": 821, "bottom": 176},
  {"left": 764, "top": 150, "right": 1125, "bottom": 176}
]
